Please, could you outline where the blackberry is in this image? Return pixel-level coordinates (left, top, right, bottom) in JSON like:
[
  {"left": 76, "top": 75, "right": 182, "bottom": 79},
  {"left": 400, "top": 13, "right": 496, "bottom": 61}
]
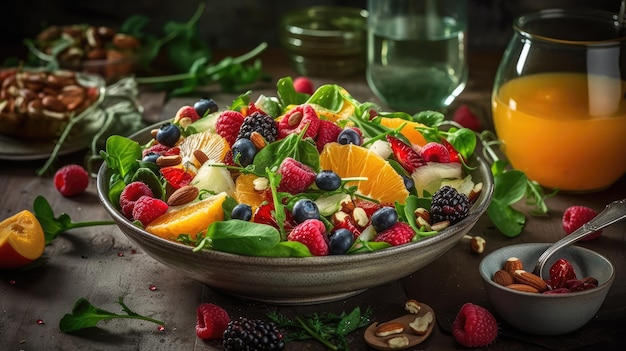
[
  {"left": 223, "top": 316, "right": 285, "bottom": 351},
  {"left": 430, "top": 186, "right": 470, "bottom": 224},
  {"left": 237, "top": 112, "right": 278, "bottom": 144}
]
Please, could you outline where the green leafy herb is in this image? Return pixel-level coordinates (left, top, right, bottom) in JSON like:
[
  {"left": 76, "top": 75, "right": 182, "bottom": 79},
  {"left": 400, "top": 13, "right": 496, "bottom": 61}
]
[
  {"left": 268, "top": 306, "right": 373, "bottom": 351},
  {"left": 33, "top": 196, "right": 114, "bottom": 244},
  {"left": 59, "top": 297, "right": 164, "bottom": 333},
  {"left": 202, "top": 220, "right": 281, "bottom": 255}
]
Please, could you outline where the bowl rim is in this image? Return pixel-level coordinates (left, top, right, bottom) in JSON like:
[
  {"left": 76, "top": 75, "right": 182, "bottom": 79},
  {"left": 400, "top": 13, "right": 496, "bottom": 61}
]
[
  {"left": 97, "top": 120, "right": 494, "bottom": 263},
  {"left": 479, "top": 242, "right": 616, "bottom": 297}
]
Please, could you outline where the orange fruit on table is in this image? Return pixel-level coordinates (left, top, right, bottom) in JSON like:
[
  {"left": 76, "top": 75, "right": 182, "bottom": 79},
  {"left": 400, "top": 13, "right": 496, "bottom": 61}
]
[
  {"left": 145, "top": 192, "right": 228, "bottom": 241},
  {"left": 0, "top": 210, "right": 46, "bottom": 270},
  {"left": 379, "top": 117, "right": 428, "bottom": 147},
  {"left": 319, "top": 143, "right": 409, "bottom": 204}
]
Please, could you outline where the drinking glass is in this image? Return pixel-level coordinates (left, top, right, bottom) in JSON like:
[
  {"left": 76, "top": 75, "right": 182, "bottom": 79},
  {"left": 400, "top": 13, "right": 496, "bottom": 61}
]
[
  {"left": 492, "top": 9, "right": 626, "bottom": 192},
  {"left": 366, "top": 0, "right": 467, "bottom": 113}
]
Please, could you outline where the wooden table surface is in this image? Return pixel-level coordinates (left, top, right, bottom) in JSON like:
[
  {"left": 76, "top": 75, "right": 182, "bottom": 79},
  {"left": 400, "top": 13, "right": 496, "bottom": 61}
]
[{"left": 1, "top": 49, "right": 625, "bottom": 351}]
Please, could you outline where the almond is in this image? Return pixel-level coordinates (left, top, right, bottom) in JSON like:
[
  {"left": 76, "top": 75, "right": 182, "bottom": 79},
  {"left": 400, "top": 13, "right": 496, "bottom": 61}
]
[
  {"left": 469, "top": 236, "right": 486, "bottom": 254},
  {"left": 375, "top": 322, "right": 404, "bottom": 337},
  {"left": 506, "top": 283, "right": 539, "bottom": 293},
  {"left": 503, "top": 257, "right": 523, "bottom": 276},
  {"left": 513, "top": 270, "right": 548, "bottom": 292},
  {"left": 431, "top": 220, "right": 450, "bottom": 231},
  {"left": 250, "top": 131, "right": 266, "bottom": 150},
  {"left": 468, "top": 182, "right": 483, "bottom": 203},
  {"left": 156, "top": 155, "right": 182, "bottom": 167},
  {"left": 167, "top": 185, "right": 199, "bottom": 206},
  {"left": 414, "top": 207, "right": 431, "bottom": 224},
  {"left": 492, "top": 269, "right": 515, "bottom": 286},
  {"left": 193, "top": 149, "right": 210, "bottom": 166},
  {"left": 408, "top": 311, "right": 433, "bottom": 335}
]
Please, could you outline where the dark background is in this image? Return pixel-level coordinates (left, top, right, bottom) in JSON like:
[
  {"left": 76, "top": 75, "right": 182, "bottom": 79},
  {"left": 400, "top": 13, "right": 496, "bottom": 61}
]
[{"left": 1, "top": 0, "right": 620, "bottom": 59}]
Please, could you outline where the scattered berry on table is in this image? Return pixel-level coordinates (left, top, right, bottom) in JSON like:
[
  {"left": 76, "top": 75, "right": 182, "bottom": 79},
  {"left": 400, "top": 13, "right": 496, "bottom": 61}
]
[
  {"left": 231, "top": 204, "right": 253, "bottom": 221},
  {"left": 155, "top": 122, "right": 181, "bottom": 147},
  {"left": 337, "top": 128, "right": 362, "bottom": 145},
  {"left": 174, "top": 105, "right": 200, "bottom": 123},
  {"left": 430, "top": 186, "right": 470, "bottom": 224},
  {"left": 223, "top": 316, "right": 285, "bottom": 351},
  {"left": 277, "top": 157, "right": 316, "bottom": 195},
  {"left": 195, "top": 303, "right": 230, "bottom": 340},
  {"left": 293, "top": 76, "right": 314, "bottom": 95},
  {"left": 193, "top": 98, "right": 218, "bottom": 118},
  {"left": 562, "top": 205, "right": 602, "bottom": 240},
  {"left": 315, "top": 170, "right": 342, "bottom": 191},
  {"left": 231, "top": 138, "right": 257, "bottom": 167},
  {"left": 328, "top": 228, "right": 355, "bottom": 255},
  {"left": 237, "top": 111, "right": 278, "bottom": 144},
  {"left": 373, "top": 222, "right": 414, "bottom": 246},
  {"left": 216, "top": 110, "right": 245, "bottom": 146},
  {"left": 291, "top": 198, "right": 320, "bottom": 223},
  {"left": 370, "top": 207, "right": 399, "bottom": 232},
  {"left": 119, "top": 181, "right": 154, "bottom": 219},
  {"left": 287, "top": 219, "right": 329, "bottom": 256},
  {"left": 387, "top": 135, "right": 426, "bottom": 173},
  {"left": 419, "top": 142, "right": 451, "bottom": 163},
  {"left": 451, "top": 302, "right": 498, "bottom": 348},
  {"left": 453, "top": 104, "right": 482, "bottom": 131},
  {"left": 54, "top": 164, "right": 89, "bottom": 197},
  {"left": 277, "top": 104, "right": 320, "bottom": 139},
  {"left": 132, "top": 196, "right": 168, "bottom": 226},
  {"left": 314, "top": 119, "right": 343, "bottom": 151}
]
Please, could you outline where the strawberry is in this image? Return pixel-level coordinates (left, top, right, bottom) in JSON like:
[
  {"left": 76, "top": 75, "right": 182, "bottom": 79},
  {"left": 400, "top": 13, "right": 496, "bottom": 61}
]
[
  {"left": 54, "top": 164, "right": 89, "bottom": 197},
  {"left": 293, "top": 76, "right": 314, "bottom": 95},
  {"left": 419, "top": 142, "right": 451, "bottom": 163},
  {"left": 278, "top": 104, "right": 320, "bottom": 139},
  {"left": 132, "top": 196, "right": 168, "bottom": 226},
  {"left": 315, "top": 120, "right": 343, "bottom": 152},
  {"left": 453, "top": 104, "right": 482, "bottom": 131},
  {"left": 562, "top": 205, "right": 602, "bottom": 241},
  {"left": 373, "top": 222, "right": 415, "bottom": 246},
  {"left": 253, "top": 202, "right": 296, "bottom": 232},
  {"left": 195, "top": 303, "right": 230, "bottom": 340},
  {"left": 160, "top": 166, "right": 194, "bottom": 189},
  {"left": 440, "top": 138, "right": 463, "bottom": 163},
  {"left": 452, "top": 303, "right": 498, "bottom": 347},
  {"left": 276, "top": 157, "right": 316, "bottom": 195},
  {"left": 216, "top": 110, "right": 245, "bottom": 146},
  {"left": 331, "top": 215, "right": 362, "bottom": 238},
  {"left": 548, "top": 258, "right": 577, "bottom": 289},
  {"left": 287, "top": 219, "right": 329, "bottom": 256},
  {"left": 386, "top": 135, "right": 426, "bottom": 173},
  {"left": 174, "top": 105, "right": 200, "bottom": 123}
]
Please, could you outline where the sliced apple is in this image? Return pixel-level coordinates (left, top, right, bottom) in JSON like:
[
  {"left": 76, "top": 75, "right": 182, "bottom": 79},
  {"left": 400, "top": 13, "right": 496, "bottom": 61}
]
[{"left": 411, "top": 162, "right": 463, "bottom": 197}]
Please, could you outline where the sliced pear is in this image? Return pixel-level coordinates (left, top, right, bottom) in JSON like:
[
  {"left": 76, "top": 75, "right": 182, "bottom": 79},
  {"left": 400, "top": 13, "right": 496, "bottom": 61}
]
[
  {"left": 411, "top": 162, "right": 462, "bottom": 197},
  {"left": 191, "top": 162, "right": 235, "bottom": 197}
]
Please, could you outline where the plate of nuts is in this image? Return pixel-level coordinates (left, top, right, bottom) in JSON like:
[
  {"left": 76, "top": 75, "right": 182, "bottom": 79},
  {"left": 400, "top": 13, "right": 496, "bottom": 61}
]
[
  {"left": 0, "top": 68, "right": 106, "bottom": 160},
  {"left": 364, "top": 299, "right": 436, "bottom": 350}
]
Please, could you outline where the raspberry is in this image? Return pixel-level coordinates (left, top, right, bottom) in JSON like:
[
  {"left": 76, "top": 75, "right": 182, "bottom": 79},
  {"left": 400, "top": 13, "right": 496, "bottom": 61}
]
[
  {"left": 54, "top": 164, "right": 89, "bottom": 197},
  {"left": 419, "top": 142, "right": 451, "bottom": 163},
  {"left": 276, "top": 157, "right": 316, "bottom": 194},
  {"left": 453, "top": 104, "right": 482, "bottom": 131},
  {"left": 452, "top": 303, "right": 498, "bottom": 347},
  {"left": 216, "top": 110, "right": 245, "bottom": 146},
  {"left": 386, "top": 135, "right": 426, "bottom": 173},
  {"left": 119, "top": 181, "right": 154, "bottom": 219},
  {"left": 373, "top": 222, "right": 415, "bottom": 246},
  {"left": 430, "top": 186, "right": 470, "bottom": 224},
  {"left": 195, "top": 303, "right": 230, "bottom": 340},
  {"left": 293, "top": 76, "right": 314, "bottom": 95},
  {"left": 174, "top": 105, "right": 200, "bottom": 123},
  {"left": 142, "top": 143, "right": 170, "bottom": 158},
  {"left": 131, "top": 195, "right": 168, "bottom": 226},
  {"left": 562, "top": 205, "right": 602, "bottom": 241},
  {"left": 287, "top": 219, "right": 329, "bottom": 256},
  {"left": 315, "top": 120, "right": 342, "bottom": 152},
  {"left": 278, "top": 104, "right": 320, "bottom": 139}
]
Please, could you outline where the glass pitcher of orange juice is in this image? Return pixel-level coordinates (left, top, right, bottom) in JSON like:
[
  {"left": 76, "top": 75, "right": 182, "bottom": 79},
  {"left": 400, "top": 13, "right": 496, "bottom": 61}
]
[{"left": 492, "top": 9, "right": 626, "bottom": 192}]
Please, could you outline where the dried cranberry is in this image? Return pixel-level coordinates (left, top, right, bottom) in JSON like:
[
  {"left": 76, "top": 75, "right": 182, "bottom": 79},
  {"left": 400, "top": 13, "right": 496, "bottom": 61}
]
[
  {"left": 543, "top": 287, "right": 571, "bottom": 294},
  {"left": 548, "top": 258, "right": 577, "bottom": 289}
]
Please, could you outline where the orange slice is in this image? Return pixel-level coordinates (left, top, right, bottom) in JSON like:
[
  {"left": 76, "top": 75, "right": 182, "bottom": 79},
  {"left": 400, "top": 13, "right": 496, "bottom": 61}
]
[
  {"left": 233, "top": 173, "right": 268, "bottom": 214},
  {"left": 0, "top": 210, "right": 45, "bottom": 270},
  {"left": 379, "top": 117, "right": 428, "bottom": 147},
  {"left": 145, "top": 192, "right": 228, "bottom": 241},
  {"left": 319, "top": 143, "right": 409, "bottom": 204}
]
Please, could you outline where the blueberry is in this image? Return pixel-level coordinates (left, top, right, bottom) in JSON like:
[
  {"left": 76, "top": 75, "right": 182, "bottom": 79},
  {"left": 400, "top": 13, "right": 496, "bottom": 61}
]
[
  {"left": 231, "top": 203, "right": 253, "bottom": 221},
  {"left": 371, "top": 207, "right": 398, "bottom": 232},
  {"left": 315, "top": 170, "right": 342, "bottom": 191},
  {"left": 291, "top": 199, "right": 320, "bottom": 223},
  {"left": 231, "top": 138, "right": 257, "bottom": 167},
  {"left": 142, "top": 152, "right": 160, "bottom": 163},
  {"left": 155, "top": 122, "right": 181, "bottom": 147},
  {"left": 193, "top": 98, "right": 218, "bottom": 117},
  {"left": 328, "top": 228, "right": 354, "bottom": 255},
  {"left": 402, "top": 174, "right": 414, "bottom": 191},
  {"left": 337, "top": 128, "right": 362, "bottom": 145}
]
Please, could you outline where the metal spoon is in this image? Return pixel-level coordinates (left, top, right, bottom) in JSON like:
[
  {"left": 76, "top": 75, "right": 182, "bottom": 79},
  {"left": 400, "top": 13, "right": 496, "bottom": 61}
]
[{"left": 533, "top": 198, "right": 626, "bottom": 278}]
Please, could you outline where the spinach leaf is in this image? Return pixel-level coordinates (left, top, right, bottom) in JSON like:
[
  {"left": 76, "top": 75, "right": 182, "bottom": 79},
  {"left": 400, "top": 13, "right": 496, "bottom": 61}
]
[
  {"left": 276, "top": 77, "right": 309, "bottom": 106},
  {"left": 252, "top": 133, "right": 320, "bottom": 175},
  {"left": 307, "top": 84, "right": 343, "bottom": 112},
  {"left": 206, "top": 220, "right": 281, "bottom": 255},
  {"left": 100, "top": 135, "right": 142, "bottom": 179}
]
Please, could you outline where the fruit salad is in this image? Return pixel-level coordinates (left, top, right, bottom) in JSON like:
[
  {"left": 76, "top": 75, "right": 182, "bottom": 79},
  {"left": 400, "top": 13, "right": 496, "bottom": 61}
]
[{"left": 101, "top": 77, "right": 483, "bottom": 257}]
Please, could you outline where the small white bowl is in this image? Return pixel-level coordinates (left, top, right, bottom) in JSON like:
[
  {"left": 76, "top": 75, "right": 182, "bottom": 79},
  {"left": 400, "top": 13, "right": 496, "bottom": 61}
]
[{"left": 479, "top": 243, "right": 615, "bottom": 335}]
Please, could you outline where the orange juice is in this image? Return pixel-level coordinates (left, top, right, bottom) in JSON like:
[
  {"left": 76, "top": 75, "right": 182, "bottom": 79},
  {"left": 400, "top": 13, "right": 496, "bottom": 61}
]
[{"left": 492, "top": 72, "right": 626, "bottom": 192}]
